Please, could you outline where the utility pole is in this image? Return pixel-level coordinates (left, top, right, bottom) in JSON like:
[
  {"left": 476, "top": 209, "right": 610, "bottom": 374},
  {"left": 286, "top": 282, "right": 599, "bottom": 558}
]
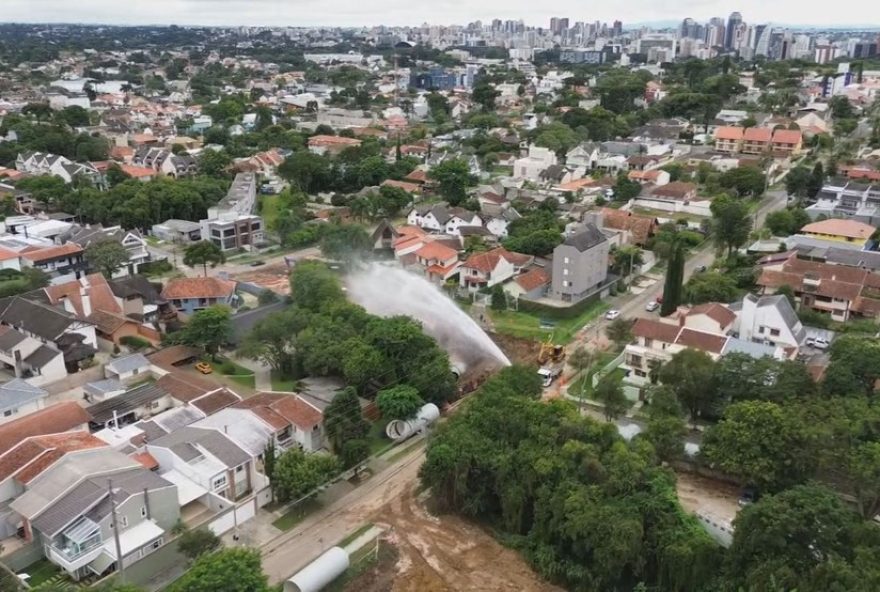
[{"left": 108, "top": 479, "right": 125, "bottom": 582}]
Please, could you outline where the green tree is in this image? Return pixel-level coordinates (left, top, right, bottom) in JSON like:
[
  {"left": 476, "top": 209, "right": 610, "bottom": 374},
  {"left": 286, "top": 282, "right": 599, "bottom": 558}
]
[
  {"left": 198, "top": 148, "right": 232, "bottom": 177},
  {"left": 660, "top": 238, "right": 685, "bottom": 316},
  {"left": 644, "top": 386, "right": 687, "bottom": 462},
  {"left": 169, "top": 548, "right": 270, "bottom": 592},
  {"left": 489, "top": 284, "right": 506, "bottom": 311},
  {"left": 376, "top": 385, "right": 424, "bottom": 420},
  {"left": 85, "top": 239, "right": 129, "bottom": 278},
  {"left": 613, "top": 171, "right": 642, "bottom": 201},
  {"left": 272, "top": 448, "right": 341, "bottom": 503},
  {"left": 719, "top": 166, "right": 766, "bottom": 197},
  {"left": 105, "top": 163, "right": 131, "bottom": 187},
  {"left": 472, "top": 79, "right": 500, "bottom": 110},
  {"left": 177, "top": 528, "right": 221, "bottom": 561},
  {"left": 594, "top": 372, "right": 629, "bottom": 420},
  {"left": 702, "top": 400, "right": 815, "bottom": 491},
  {"left": 318, "top": 223, "right": 371, "bottom": 262},
  {"left": 239, "top": 308, "right": 307, "bottom": 377},
  {"left": 605, "top": 317, "right": 633, "bottom": 350},
  {"left": 823, "top": 336, "right": 880, "bottom": 397},
  {"left": 726, "top": 484, "right": 869, "bottom": 592},
  {"left": 323, "top": 387, "right": 370, "bottom": 455},
  {"left": 183, "top": 240, "right": 226, "bottom": 277},
  {"left": 658, "top": 349, "right": 717, "bottom": 423},
  {"left": 785, "top": 166, "right": 812, "bottom": 199},
  {"left": 175, "top": 305, "right": 233, "bottom": 358},
  {"left": 683, "top": 271, "right": 739, "bottom": 304},
  {"left": 278, "top": 150, "right": 332, "bottom": 194},
  {"left": 710, "top": 195, "right": 751, "bottom": 257},
  {"left": 428, "top": 158, "right": 476, "bottom": 206}
]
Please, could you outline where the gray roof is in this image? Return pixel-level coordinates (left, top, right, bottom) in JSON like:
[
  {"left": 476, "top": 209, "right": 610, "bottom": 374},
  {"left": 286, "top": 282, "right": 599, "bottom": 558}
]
[
  {"left": 721, "top": 337, "right": 778, "bottom": 359},
  {"left": 84, "top": 378, "right": 124, "bottom": 396},
  {"left": 824, "top": 247, "right": 880, "bottom": 271},
  {"left": 150, "top": 426, "right": 251, "bottom": 468},
  {"left": 134, "top": 419, "right": 169, "bottom": 442},
  {"left": 33, "top": 468, "right": 173, "bottom": 538},
  {"left": 107, "top": 353, "right": 151, "bottom": 375},
  {"left": 0, "top": 297, "right": 81, "bottom": 341},
  {"left": 86, "top": 382, "right": 170, "bottom": 425},
  {"left": 0, "top": 379, "right": 48, "bottom": 412},
  {"left": 562, "top": 223, "right": 606, "bottom": 252},
  {"left": 25, "top": 344, "right": 62, "bottom": 369},
  {"left": 0, "top": 327, "right": 27, "bottom": 350},
  {"left": 754, "top": 294, "right": 807, "bottom": 343}
]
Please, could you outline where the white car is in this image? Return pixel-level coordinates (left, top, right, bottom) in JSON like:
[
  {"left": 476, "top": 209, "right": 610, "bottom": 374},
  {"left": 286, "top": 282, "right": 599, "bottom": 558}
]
[
  {"left": 645, "top": 301, "right": 660, "bottom": 312},
  {"left": 807, "top": 337, "right": 831, "bottom": 350},
  {"left": 605, "top": 309, "right": 621, "bottom": 320}
]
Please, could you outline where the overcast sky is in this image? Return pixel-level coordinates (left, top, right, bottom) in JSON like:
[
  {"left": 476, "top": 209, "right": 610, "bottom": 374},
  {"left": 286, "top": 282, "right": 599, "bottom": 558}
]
[{"left": 3, "top": 0, "right": 880, "bottom": 28}]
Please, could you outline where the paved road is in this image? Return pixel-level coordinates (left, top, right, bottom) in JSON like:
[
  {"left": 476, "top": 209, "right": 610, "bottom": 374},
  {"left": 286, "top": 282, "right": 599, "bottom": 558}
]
[{"left": 258, "top": 444, "right": 426, "bottom": 585}]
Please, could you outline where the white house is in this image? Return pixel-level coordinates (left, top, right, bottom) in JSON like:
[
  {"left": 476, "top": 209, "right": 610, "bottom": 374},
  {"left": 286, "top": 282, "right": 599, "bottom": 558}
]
[
  {"left": 729, "top": 294, "right": 806, "bottom": 350},
  {"left": 0, "top": 379, "right": 48, "bottom": 424},
  {"left": 566, "top": 143, "right": 600, "bottom": 169},
  {"left": 459, "top": 247, "right": 532, "bottom": 292},
  {"left": 406, "top": 205, "right": 483, "bottom": 236},
  {"left": 513, "top": 145, "right": 558, "bottom": 181}
]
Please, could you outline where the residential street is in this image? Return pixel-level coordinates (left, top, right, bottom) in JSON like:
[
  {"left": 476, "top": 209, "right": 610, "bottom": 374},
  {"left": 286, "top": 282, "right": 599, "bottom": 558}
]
[{"left": 258, "top": 445, "right": 426, "bottom": 585}]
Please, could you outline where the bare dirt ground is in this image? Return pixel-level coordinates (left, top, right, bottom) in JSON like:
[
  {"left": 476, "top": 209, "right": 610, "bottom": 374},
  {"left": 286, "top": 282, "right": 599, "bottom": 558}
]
[
  {"left": 488, "top": 332, "right": 542, "bottom": 366},
  {"left": 675, "top": 471, "right": 741, "bottom": 525},
  {"left": 229, "top": 262, "right": 291, "bottom": 295},
  {"left": 361, "top": 484, "right": 563, "bottom": 592}
]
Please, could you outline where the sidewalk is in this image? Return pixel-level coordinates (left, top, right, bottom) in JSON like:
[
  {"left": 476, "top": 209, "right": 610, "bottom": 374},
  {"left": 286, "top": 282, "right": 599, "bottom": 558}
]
[{"left": 233, "top": 356, "right": 272, "bottom": 391}]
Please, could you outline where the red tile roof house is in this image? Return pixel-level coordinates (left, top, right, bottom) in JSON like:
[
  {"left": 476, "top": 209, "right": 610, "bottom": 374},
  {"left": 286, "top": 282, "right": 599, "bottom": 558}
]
[
  {"left": 741, "top": 127, "right": 773, "bottom": 155},
  {"left": 713, "top": 126, "right": 744, "bottom": 153},
  {"left": 770, "top": 129, "right": 804, "bottom": 157},
  {"left": 162, "top": 277, "right": 237, "bottom": 316},
  {"left": 234, "top": 391, "right": 325, "bottom": 452},
  {"left": 411, "top": 241, "right": 461, "bottom": 283},
  {"left": 459, "top": 247, "right": 534, "bottom": 292},
  {"left": 650, "top": 181, "right": 698, "bottom": 201},
  {"left": 757, "top": 252, "right": 880, "bottom": 322}
]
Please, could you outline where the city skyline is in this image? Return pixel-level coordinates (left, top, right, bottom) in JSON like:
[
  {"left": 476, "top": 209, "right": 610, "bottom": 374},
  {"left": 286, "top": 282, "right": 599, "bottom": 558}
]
[{"left": 3, "top": 0, "right": 880, "bottom": 29}]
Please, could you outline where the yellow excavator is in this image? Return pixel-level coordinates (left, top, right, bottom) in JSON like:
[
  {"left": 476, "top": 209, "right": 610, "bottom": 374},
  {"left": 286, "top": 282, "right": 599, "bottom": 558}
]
[{"left": 537, "top": 336, "right": 565, "bottom": 365}]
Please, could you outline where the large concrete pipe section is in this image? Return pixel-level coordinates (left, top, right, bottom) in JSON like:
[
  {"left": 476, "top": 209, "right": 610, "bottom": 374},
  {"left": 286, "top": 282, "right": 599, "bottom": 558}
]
[
  {"left": 283, "top": 547, "right": 350, "bottom": 592},
  {"left": 385, "top": 403, "right": 440, "bottom": 441}
]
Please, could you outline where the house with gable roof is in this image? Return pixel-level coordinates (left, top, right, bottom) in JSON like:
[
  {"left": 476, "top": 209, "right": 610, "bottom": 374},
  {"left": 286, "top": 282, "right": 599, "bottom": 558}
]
[{"left": 459, "top": 247, "right": 533, "bottom": 292}]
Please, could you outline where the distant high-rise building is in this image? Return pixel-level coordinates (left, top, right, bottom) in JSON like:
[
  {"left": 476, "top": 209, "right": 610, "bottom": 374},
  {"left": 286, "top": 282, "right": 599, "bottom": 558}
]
[
  {"left": 726, "top": 12, "right": 743, "bottom": 49},
  {"left": 612, "top": 20, "right": 623, "bottom": 37},
  {"left": 706, "top": 18, "right": 726, "bottom": 48},
  {"left": 549, "top": 17, "right": 570, "bottom": 34}
]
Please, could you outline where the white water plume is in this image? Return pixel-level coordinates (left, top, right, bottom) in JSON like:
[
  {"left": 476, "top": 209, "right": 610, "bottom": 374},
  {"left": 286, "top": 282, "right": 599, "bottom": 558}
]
[{"left": 345, "top": 263, "right": 510, "bottom": 370}]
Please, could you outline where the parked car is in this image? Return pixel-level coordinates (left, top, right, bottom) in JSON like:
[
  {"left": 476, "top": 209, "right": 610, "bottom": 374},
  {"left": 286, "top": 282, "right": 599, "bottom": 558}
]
[
  {"left": 605, "top": 309, "right": 621, "bottom": 320},
  {"left": 645, "top": 300, "right": 660, "bottom": 312},
  {"left": 807, "top": 336, "right": 830, "bottom": 350},
  {"left": 695, "top": 264, "right": 708, "bottom": 273}
]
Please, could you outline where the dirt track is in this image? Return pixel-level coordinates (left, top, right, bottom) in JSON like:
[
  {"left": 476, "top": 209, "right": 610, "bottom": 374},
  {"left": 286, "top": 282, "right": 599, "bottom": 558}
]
[{"left": 368, "top": 485, "right": 562, "bottom": 592}]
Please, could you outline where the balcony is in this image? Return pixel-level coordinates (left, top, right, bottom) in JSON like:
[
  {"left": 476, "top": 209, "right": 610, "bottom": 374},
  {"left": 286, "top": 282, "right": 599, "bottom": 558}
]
[{"left": 47, "top": 517, "right": 105, "bottom": 573}]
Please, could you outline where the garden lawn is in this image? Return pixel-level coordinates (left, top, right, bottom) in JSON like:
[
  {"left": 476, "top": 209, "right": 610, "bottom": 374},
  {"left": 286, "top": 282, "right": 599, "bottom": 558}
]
[
  {"left": 490, "top": 300, "right": 609, "bottom": 345},
  {"left": 271, "top": 498, "right": 323, "bottom": 531}
]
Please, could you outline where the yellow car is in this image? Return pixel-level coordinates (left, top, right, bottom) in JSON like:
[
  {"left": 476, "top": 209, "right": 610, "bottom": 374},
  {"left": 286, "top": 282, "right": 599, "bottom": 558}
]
[{"left": 195, "top": 362, "right": 213, "bottom": 374}]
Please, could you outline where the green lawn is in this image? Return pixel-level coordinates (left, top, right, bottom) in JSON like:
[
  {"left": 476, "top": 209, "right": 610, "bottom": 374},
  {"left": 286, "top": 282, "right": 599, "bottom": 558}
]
[
  {"left": 271, "top": 498, "right": 323, "bottom": 531},
  {"left": 21, "top": 558, "right": 63, "bottom": 588},
  {"left": 367, "top": 420, "right": 391, "bottom": 455},
  {"left": 567, "top": 352, "right": 621, "bottom": 399},
  {"left": 490, "top": 300, "right": 610, "bottom": 345},
  {"left": 270, "top": 371, "right": 300, "bottom": 392},
  {"left": 337, "top": 523, "right": 375, "bottom": 548},
  {"left": 260, "top": 194, "right": 282, "bottom": 232}
]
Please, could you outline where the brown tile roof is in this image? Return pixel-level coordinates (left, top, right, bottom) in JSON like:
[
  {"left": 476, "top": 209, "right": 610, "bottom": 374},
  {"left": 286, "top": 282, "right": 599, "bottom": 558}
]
[
  {"left": 414, "top": 241, "right": 458, "bottom": 262},
  {"left": 87, "top": 310, "right": 129, "bottom": 334},
  {"left": 599, "top": 208, "right": 657, "bottom": 245},
  {"left": 191, "top": 388, "right": 241, "bottom": 415},
  {"left": 687, "top": 303, "right": 737, "bottom": 329},
  {"left": 0, "top": 402, "right": 91, "bottom": 453},
  {"left": 161, "top": 277, "right": 236, "bottom": 300},
  {"left": 743, "top": 127, "right": 772, "bottom": 142},
  {"left": 714, "top": 126, "right": 744, "bottom": 141},
  {"left": 308, "top": 135, "right": 362, "bottom": 147},
  {"left": 772, "top": 129, "right": 802, "bottom": 145},
  {"left": 148, "top": 345, "right": 201, "bottom": 370},
  {"left": 236, "top": 392, "right": 323, "bottom": 430},
  {"left": 652, "top": 181, "right": 697, "bottom": 199},
  {"left": 631, "top": 318, "right": 680, "bottom": 343},
  {"left": 801, "top": 218, "right": 876, "bottom": 240},
  {"left": 514, "top": 267, "right": 550, "bottom": 292},
  {"left": 675, "top": 328, "right": 728, "bottom": 354},
  {"left": 404, "top": 169, "right": 428, "bottom": 183},
  {"left": 156, "top": 370, "right": 217, "bottom": 403},
  {"left": 20, "top": 243, "right": 83, "bottom": 263},
  {"left": 45, "top": 273, "right": 124, "bottom": 318},
  {"left": 461, "top": 247, "right": 531, "bottom": 273}
]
